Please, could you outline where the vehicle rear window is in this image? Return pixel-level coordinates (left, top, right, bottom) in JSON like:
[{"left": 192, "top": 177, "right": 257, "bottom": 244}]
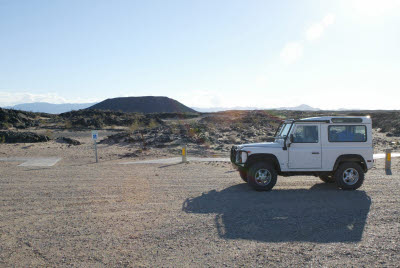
[{"left": 328, "top": 125, "right": 367, "bottom": 142}]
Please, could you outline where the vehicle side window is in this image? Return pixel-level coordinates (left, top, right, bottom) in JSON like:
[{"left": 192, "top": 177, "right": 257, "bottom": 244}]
[
  {"left": 328, "top": 125, "right": 367, "bottom": 142},
  {"left": 292, "top": 125, "right": 318, "bottom": 143}
]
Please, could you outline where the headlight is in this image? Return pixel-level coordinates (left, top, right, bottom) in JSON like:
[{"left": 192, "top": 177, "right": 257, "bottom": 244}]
[
  {"left": 236, "top": 151, "right": 247, "bottom": 163},
  {"left": 241, "top": 151, "right": 248, "bottom": 163}
]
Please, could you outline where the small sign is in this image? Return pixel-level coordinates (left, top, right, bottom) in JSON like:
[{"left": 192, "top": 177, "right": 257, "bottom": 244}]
[{"left": 91, "top": 130, "right": 99, "bottom": 140}]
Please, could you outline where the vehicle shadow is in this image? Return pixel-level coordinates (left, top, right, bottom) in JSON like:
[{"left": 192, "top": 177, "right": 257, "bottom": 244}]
[{"left": 182, "top": 183, "right": 371, "bottom": 243}]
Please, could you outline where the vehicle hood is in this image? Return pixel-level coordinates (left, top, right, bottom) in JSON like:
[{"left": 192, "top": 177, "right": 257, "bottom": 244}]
[{"left": 237, "top": 141, "right": 282, "bottom": 149}]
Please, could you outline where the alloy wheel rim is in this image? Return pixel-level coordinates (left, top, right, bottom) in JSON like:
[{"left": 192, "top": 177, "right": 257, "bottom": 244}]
[
  {"left": 255, "top": 169, "right": 272, "bottom": 186},
  {"left": 342, "top": 168, "right": 359, "bottom": 185}
]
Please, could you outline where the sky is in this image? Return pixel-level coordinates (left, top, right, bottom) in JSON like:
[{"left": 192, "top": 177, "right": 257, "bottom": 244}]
[{"left": 0, "top": 0, "right": 399, "bottom": 109}]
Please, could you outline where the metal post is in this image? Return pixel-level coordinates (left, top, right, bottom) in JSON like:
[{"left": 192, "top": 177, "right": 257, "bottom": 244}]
[
  {"left": 385, "top": 148, "right": 391, "bottom": 175},
  {"left": 182, "top": 145, "right": 187, "bottom": 163},
  {"left": 94, "top": 140, "right": 98, "bottom": 163}
]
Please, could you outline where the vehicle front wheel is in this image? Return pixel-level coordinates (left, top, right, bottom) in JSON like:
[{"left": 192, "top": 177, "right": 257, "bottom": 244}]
[
  {"left": 239, "top": 170, "right": 248, "bottom": 182},
  {"left": 319, "top": 175, "right": 335, "bottom": 183},
  {"left": 334, "top": 162, "right": 365, "bottom": 190},
  {"left": 247, "top": 162, "right": 277, "bottom": 191}
]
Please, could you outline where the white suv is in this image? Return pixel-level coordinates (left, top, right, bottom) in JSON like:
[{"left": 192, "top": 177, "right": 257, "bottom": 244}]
[{"left": 231, "top": 116, "right": 373, "bottom": 191}]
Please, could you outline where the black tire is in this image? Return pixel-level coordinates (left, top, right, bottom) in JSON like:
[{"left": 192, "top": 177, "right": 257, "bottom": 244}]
[
  {"left": 334, "top": 162, "right": 364, "bottom": 190},
  {"left": 319, "top": 175, "right": 335, "bottom": 183},
  {"left": 247, "top": 162, "right": 277, "bottom": 191},
  {"left": 239, "top": 170, "right": 248, "bottom": 182}
]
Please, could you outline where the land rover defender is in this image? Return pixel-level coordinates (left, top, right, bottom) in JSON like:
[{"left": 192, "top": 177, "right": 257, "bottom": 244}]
[{"left": 231, "top": 116, "right": 373, "bottom": 191}]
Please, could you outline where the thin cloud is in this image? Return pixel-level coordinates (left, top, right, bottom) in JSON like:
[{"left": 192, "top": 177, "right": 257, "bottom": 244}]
[
  {"left": 176, "top": 90, "right": 223, "bottom": 108},
  {"left": 0, "top": 92, "right": 97, "bottom": 107},
  {"left": 280, "top": 42, "right": 304, "bottom": 64},
  {"left": 281, "top": 13, "right": 335, "bottom": 64},
  {"left": 306, "top": 14, "right": 335, "bottom": 41},
  {"left": 352, "top": 0, "right": 400, "bottom": 17}
]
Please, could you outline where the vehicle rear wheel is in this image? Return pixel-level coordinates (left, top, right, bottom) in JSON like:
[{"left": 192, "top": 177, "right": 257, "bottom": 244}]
[
  {"left": 247, "top": 162, "right": 277, "bottom": 191},
  {"left": 334, "top": 162, "right": 364, "bottom": 190},
  {"left": 319, "top": 174, "right": 335, "bottom": 183},
  {"left": 239, "top": 170, "right": 248, "bottom": 182}
]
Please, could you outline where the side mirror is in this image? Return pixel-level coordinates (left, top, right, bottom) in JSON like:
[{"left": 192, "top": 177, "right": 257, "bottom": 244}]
[{"left": 285, "top": 134, "right": 293, "bottom": 148}]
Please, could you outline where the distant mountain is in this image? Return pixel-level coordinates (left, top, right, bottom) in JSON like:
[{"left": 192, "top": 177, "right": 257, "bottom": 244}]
[
  {"left": 4, "top": 102, "right": 97, "bottom": 114},
  {"left": 192, "top": 106, "right": 259, "bottom": 112},
  {"left": 88, "top": 96, "right": 197, "bottom": 113},
  {"left": 4, "top": 101, "right": 319, "bottom": 114},
  {"left": 275, "top": 104, "right": 320, "bottom": 111},
  {"left": 192, "top": 104, "right": 320, "bottom": 112}
]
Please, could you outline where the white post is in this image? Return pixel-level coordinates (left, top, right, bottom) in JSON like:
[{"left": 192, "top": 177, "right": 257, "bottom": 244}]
[
  {"left": 91, "top": 130, "right": 99, "bottom": 163},
  {"left": 94, "top": 140, "right": 98, "bottom": 163}
]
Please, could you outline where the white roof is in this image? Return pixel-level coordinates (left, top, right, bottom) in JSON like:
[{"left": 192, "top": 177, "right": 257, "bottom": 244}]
[{"left": 287, "top": 116, "right": 372, "bottom": 124}]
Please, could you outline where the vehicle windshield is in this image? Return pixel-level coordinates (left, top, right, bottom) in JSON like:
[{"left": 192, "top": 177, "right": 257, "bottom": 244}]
[{"left": 275, "top": 123, "right": 292, "bottom": 140}]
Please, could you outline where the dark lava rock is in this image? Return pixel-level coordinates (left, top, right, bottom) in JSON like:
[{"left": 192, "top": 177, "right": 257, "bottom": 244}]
[
  {"left": 154, "top": 134, "right": 172, "bottom": 143},
  {"left": 71, "top": 117, "right": 104, "bottom": 129},
  {"left": 0, "top": 131, "right": 50, "bottom": 143},
  {"left": 99, "top": 132, "right": 141, "bottom": 144},
  {"left": 145, "top": 134, "right": 172, "bottom": 147},
  {"left": 119, "top": 152, "right": 139, "bottom": 158},
  {"left": 244, "top": 131, "right": 255, "bottom": 137},
  {"left": 56, "top": 137, "right": 81, "bottom": 145},
  {"left": 59, "top": 109, "right": 165, "bottom": 129},
  {"left": 0, "top": 108, "right": 46, "bottom": 129}
]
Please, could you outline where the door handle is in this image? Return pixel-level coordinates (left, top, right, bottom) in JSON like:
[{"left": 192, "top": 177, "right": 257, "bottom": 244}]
[{"left": 312, "top": 152, "right": 320, "bottom": 154}]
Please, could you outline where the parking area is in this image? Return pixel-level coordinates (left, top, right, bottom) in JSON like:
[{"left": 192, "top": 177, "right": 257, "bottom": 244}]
[
  {"left": 0, "top": 157, "right": 62, "bottom": 166},
  {"left": 1, "top": 156, "right": 399, "bottom": 267}
]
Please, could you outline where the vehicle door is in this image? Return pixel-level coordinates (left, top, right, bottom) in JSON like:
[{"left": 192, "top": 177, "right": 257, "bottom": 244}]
[{"left": 288, "top": 124, "right": 322, "bottom": 169}]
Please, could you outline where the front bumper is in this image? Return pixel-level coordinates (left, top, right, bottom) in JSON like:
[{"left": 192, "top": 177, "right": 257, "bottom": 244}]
[{"left": 230, "top": 146, "right": 246, "bottom": 169}]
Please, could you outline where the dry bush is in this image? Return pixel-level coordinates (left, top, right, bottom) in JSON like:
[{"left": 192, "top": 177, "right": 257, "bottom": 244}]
[
  {"left": 64, "top": 120, "right": 73, "bottom": 129},
  {"left": 129, "top": 120, "right": 147, "bottom": 150},
  {"left": 45, "top": 129, "right": 54, "bottom": 139},
  {"left": 148, "top": 119, "right": 158, "bottom": 129}
]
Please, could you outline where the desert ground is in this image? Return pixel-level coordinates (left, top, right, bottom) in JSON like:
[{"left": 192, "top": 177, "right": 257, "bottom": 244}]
[
  {"left": 1, "top": 110, "right": 400, "bottom": 267},
  {"left": 1, "top": 127, "right": 399, "bottom": 267}
]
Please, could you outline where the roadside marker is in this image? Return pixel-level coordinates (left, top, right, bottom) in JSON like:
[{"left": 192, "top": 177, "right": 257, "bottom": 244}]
[
  {"left": 92, "top": 130, "right": 99, "bottom": 163},
  {"left": 385, "top": 148, "right": 392, "bottom": 175},
  {"left": 182, "top": 145, "right": 187, "bottom": 163}
]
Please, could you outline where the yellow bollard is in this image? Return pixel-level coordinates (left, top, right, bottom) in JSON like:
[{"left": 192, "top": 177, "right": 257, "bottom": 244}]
[
  {"left": 385, "top": 148, "right": 392, "bottom": 175},
  {"left": 182, "top": 145, "right": 187, "bottom": 163}
]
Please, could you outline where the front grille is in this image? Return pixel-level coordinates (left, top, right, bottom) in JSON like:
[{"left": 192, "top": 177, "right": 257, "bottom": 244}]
[{"left": 230, "top": 146, "right": 237, "bottom": 163}]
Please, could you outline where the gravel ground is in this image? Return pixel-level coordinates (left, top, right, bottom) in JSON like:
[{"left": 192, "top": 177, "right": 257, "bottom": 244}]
[{"left": 1, "top": 141, "right": 399, "bottom": 267}]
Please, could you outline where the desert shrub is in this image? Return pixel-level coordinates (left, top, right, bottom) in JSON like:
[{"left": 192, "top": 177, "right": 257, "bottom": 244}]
[
  {"left": 129, "top": 120, "right": 142, "bottom": 132},
  {"left": 170, "top": 124, "right": 180, "bottom": 135},
  {"left": 129, "top": 120, "right": 147, "bottom": 149},
  {"left": 189, "top": 127, "right": 202, "bottom": 136},
  {"left": 148, "top": 119, "right": 159, "bottom": 129},
  {"left": 228, "top": 134, "right": 238, "bottom": 144},
  {"left": 45, "top": 129, "right": 54, "bottom": 139},
  {"left": 64, "top": 120, "right": 73, "bottom": 129},
  {"left": 1, "top": 122, "right": 11, "bottom": 129}
]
